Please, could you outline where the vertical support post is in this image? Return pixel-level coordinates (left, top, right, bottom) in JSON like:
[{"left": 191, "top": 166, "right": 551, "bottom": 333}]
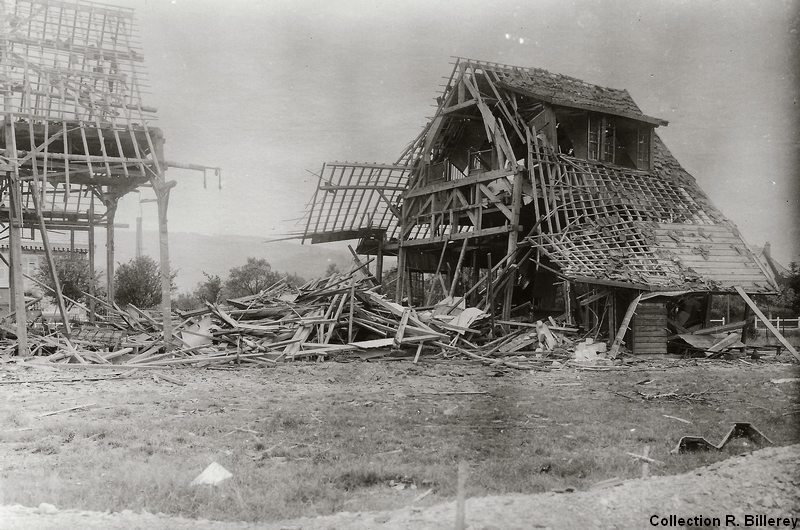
[
  {"left": 135, "top": 212, "right": 142, "bottom": 259},
  {"left": 703, "top": 293, "right": 713, "bottom": 328},
  {"left": 147, "top": 131, "right": 174, "bottom": 346},
  {"left": 502, "top": 171, "right": 523, "bottom": 322},
  {"left": 7, "top": 182, "right": 27, "bottom": 354},
  {"left": 88, "top": 197, "right": 96, "bottom": 322},
  {"left": 470, "top": 250, "right": 479, "bottom": 306},
  {"left": 487, "top": 253, "right": 494, "bottom": 334},
  {"left": 725, "top": 294, "right": 731, "bottom": 325},
  {"left": 4, "top": 100, "right": 28, "bottom": 354},
  {"left": 448, "top": 238, "right": 469, "bottom": 299},
  {"left": 395, "top": 244, "right": 406, "bottom": 303},
  {"left": 563, "top": 280, "right": 573, "bottom": 325},
  {"left": 105, "top": 197, "right": 117, "bottom": 303},
  {"left": 154, "top": 182, "right": 174, "bottom": 345},
  {"left": 741, "top": 302, "right": 752, "bottom": 345},
  {"left": 374, "top": 235, "right": 383, "bottom": 286}
]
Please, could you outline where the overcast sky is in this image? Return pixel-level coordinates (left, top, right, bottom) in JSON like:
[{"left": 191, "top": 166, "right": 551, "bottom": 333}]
[{"left": 119, "top": 0, "right": 799, "bottom": 264}]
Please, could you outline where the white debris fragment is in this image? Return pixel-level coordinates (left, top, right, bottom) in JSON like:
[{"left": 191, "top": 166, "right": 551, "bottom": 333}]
[{"left": 190, "top": 461, "right": 232, "bottom": 486}]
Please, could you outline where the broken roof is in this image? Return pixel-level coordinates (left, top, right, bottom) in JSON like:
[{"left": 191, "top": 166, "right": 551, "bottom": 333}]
[
  {"left": 528, "top": 137, "right": 777, "bottom": 293},
  {"left": 301, "top": 57, "right": 775, "bottom": 293},
  {"left": 455, "top": 57, "right": 668, "bottom": 126}
]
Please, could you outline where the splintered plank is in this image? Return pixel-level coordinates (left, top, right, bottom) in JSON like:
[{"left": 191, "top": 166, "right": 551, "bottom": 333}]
[
  {"left": 609, "top": 294, "right": 642, "bottom": 358},
  {"left": 734, "top": 286, "right": 799, "bottom": 361}
]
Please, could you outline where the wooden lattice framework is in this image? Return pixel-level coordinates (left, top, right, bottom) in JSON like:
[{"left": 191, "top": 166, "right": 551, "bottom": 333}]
[{"left": 1, "top": 0, "right": 176, "bottom": 352}]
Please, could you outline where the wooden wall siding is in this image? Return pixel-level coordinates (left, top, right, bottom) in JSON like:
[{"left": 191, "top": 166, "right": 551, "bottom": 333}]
[{"left": 632, "top": 301, "right": 668, "bottom": 354}]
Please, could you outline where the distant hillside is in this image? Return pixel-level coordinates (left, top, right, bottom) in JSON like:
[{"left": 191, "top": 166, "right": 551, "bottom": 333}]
[{"left": 94, "top": 230, "right": 354, "bottom": 292}]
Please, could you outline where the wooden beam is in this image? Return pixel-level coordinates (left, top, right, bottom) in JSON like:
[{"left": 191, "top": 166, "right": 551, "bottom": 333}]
[
  {"left": 4, "top": 108, "right": 28, "bottom": 353},
  {"left": 105, "top": 198, "right": 117, "bottom": 302},
  {"left": 693, "top": 320, "right": 747, "bottom": 336},
  {"left": 448, "top": 238, "right": 469, "bottom": 299},
  {"left": 502, "top": 171, "right": 523, "bottom": 322},
  {"left": 609, "top": 293, "right": 642, "bottom": 358},
  {"left": 375, "top": 236, "right": 384, "bottom": 285},
  {"left": 29, "top": 176, "right": 71, "bottom": 336},
  {"left": 442, "top": 99, "right": 477, "bottom": 115},
  {"left": 88, "top": 195, "right": 96, "bottom": 322},
  {"left": 734, "top": 286, "right": 799, "bottom": 361},
  {"left": 400, "top": 225, "right": 512, "bottom": 248},
  {"left": 404, "top": 168, "right": 515, "bottom": 198},
  {"left": 478, "top": 184, "right": 514, "bottom": 221}
]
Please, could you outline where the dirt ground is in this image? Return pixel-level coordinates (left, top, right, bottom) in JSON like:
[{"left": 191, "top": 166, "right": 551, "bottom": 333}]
[
  {"left": 1, "top": 356, "right": 798, "bottom": 528},
  {"left": 1, "top": 443, "right": 798, "bottom": 529}
]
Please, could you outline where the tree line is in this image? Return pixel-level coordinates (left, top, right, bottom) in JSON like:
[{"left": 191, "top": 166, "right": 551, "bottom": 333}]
[{"left": 35, "top": 254, "right": 315, "bottom": 312}]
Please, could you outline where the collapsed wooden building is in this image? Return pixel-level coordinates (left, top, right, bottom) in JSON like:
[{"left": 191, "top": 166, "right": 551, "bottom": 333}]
[
  {"left": 0, "top": 0, "right": 215, "bottom": 354},
  {"left": 302, "top": 57, "right": 783, "bottom": 355}
]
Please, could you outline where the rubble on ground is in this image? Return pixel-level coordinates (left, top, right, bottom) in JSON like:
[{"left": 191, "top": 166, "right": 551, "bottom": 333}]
[{"left": 0, "top": 263, "right": 794, "bottom": 371}]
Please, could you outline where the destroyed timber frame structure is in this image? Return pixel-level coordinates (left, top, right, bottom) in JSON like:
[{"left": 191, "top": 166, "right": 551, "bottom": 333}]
[
  {"left": 303, "top": 57, "right": 783, "bottom": 355},
  {"left": 1, "top": 0, "right": 175, "bottom": 352}
]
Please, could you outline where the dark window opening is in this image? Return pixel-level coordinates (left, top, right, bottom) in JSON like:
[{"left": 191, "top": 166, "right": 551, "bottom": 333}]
[
  {"left": 589, "top": 113, "right": 652, "bottom": 170},
  {"left": 588, "top": 114, "right": 616, "bottom": 164}
]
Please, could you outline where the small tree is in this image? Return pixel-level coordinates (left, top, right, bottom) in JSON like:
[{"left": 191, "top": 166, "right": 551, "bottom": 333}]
[
  {"left": 224, "top": 257, "right": 280, "bottom": 298},
  {"left": 114, "top": 256, "right": 176, "bottom": 308},
  {"left": 35, "top": 253, "right": 101, "bottom": 307},
  {"left": 195, "top": 271, "right": 222, "bottom": 304},
  {"left": 325, "top": 262, "right": 341, "bottom": 277}
]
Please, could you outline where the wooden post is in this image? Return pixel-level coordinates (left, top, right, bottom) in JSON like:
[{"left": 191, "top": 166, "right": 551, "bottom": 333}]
[
  {"left": 448, "top": 238, "right": 469, "bottom": 299},
  {"left": 395, "top": 244, "right": 406, "bottom": 303},
  {"left": 426, "top": 240, "right": 449, "bottom": 305},
  {"left": 374, "top": 235, "right": 384, "bottom": 287},
  {"left": 154, "top": 182, "right": 175, "bottom": 345},
  {"left": 348, "top": 282, "right": 355, "bottom": 343},
  {"left": 4, "top": 97, "right": 28, "bottom": 354},
  {"left": 88, "top": 196, "right": 96, "bottom": 322},
  {"left": 502, "top": 171, "right": 523, "bottom": 322},
  {"left": 741, "top": 303, "right": 752, "bottom": 345},
  {"left": 703, "top": 293, "right": 713, "bottom": 328},
  {"left": 135, "top": 213, "right": 143, "bottom": 259},
  {"left": 487, "top": 253, "right": 494, "bottom": 332},
  {"left": 470, "top": 250, "right": 479, "bottom": 306},
  {"left": 7, "top": 182, "right": 27, "bottom": 354},
  {"left": 105, "top": 197, "right": 117, "bottom": 303},
  {"left": 563, "top": 280, "right": 573, "bottom": 325}
]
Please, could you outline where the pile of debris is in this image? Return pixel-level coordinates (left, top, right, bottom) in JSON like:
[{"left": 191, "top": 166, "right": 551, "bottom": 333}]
[{"left": 3, "top": 264, "right": 591, "bottom": 370}]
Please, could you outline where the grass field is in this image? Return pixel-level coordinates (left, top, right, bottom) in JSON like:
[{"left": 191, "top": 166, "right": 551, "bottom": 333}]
[{"left": 1, "top": 358, "right": 798, "bottom": 523}]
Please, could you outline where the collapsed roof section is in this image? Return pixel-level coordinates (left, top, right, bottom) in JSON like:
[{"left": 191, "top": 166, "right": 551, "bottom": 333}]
[{"left": 301, "top": 162, "right": 412, "bottom": 244}]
